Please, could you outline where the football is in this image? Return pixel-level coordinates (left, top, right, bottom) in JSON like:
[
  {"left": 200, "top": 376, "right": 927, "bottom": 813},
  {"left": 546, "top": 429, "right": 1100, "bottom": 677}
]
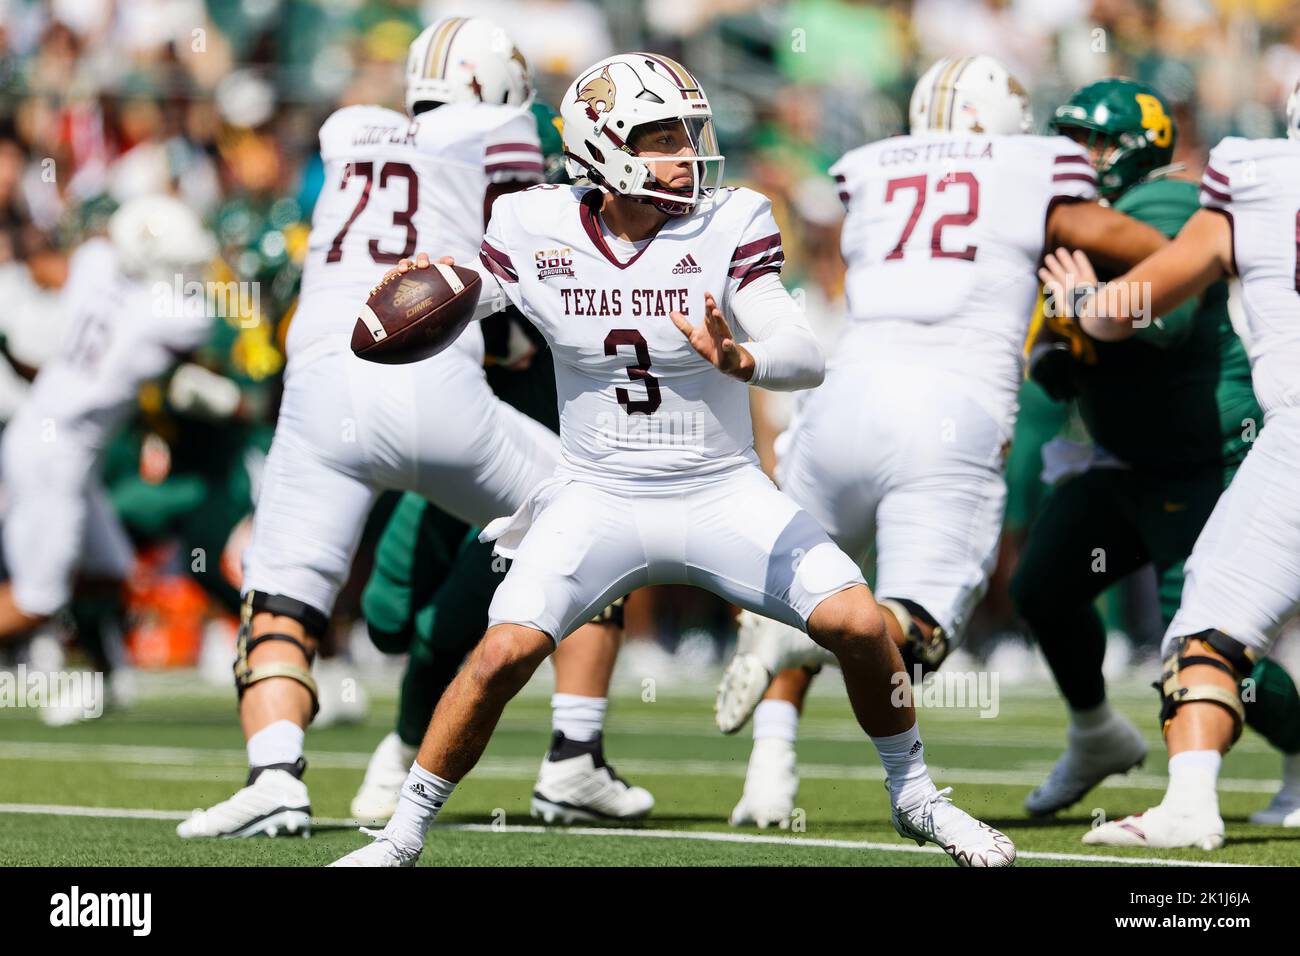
[{"left": 351, "top": 262, "right": 482, "bottom": 364}]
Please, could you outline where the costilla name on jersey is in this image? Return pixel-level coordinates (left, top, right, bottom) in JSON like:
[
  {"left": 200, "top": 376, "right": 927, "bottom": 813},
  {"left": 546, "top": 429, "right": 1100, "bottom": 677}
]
[
  {"left": 479, "top": 184, "right": 784, "bottom": 483},
  {"left": 290, "top": 101, "right": 542, "bottom": 358},
  {"left": 831, "top": 134, "right": 1097, "bottom": 415},
  {"left": 1199, "top": 136, "right": 1300, "bottom": 415}
]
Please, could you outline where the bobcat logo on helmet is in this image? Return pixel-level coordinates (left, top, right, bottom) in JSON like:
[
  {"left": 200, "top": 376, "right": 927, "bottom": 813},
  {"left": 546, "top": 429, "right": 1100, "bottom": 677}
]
[{"left": 576, "top": 67, "right": 617, "bottom": 118}]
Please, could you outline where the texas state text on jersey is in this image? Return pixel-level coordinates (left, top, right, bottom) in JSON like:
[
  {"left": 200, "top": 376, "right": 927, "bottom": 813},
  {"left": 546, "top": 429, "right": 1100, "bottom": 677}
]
[{"left": 478, "top": 184, "right": 784, "bottom": 483}]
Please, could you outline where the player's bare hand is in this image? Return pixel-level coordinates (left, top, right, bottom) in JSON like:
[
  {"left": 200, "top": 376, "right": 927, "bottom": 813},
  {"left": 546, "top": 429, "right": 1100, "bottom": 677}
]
[
  {"left": 670, "top": 292, "right": 754, "bottom": 382},
  {"left": 383, "top": 253, "right": 453, "bottom": 283},
  {"left": 1038, "top": 248, "right": 1099, "bottom": 319}
]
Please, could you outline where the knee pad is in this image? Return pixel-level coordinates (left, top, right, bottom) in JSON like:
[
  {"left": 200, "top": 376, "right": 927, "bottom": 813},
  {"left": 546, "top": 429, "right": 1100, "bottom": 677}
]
[
  {"left": 234, "top": 591, "right": 325, "bottom": 720},
  {"left": 1155, "top": 630, "right": 1254, "bottom": 745},
  {"left": 880, "top": 598, "right": 949, "bottom": 678}
]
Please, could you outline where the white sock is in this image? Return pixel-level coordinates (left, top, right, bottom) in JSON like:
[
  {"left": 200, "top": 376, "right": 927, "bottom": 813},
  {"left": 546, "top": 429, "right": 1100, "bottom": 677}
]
[
  {"left": 1283, "top": 752, "right": 1300, "bottom": 793},
  {"left": 871, "top": 723, "right": 938, "bottom": 810},
  {"left": 552, "top": 693, "right": 607, "bottom": 742},
  {"left": 1069, "top": 701, "right": 1115, "bottom": 733},
  {"left": 247, "top": 720, "right": 304, "bottom": 768},
  {"left": 1163, "top": 749, "right": 1222, "bottom": 814},
  {"left": 752, "top": 699, "right": 799, "bottom": 743},
  {"left": 384, "top": 763, "right": 456, "bottom": 853}
]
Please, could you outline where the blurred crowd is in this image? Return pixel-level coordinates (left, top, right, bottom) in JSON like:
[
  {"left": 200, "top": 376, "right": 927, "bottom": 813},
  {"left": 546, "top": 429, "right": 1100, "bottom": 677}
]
[{"left": 0, "top": 0, "right": 1295, "bottom": 666}]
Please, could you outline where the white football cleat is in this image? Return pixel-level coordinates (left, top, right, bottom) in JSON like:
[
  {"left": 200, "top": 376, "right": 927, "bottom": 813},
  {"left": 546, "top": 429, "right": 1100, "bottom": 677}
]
[
  {"left": 730, "top": 737, "right": 798, "bottom": 828},
  {"left": 716, "top": 611, "right": 832, "bottom": 734},
  {"left": 351, "top": 732, "right": 417, "bottom": 826},
  {"left": 892, "top": 787, "right": 1016, "bottom": 867},
  {"left": 1249, "top": 789, "right": 1300, "bottom": 826},
  {"left": 1024, "top": 714, "right": 1148, "bottom": 816},
  {"left": 328, "top": 828, "right": 420, "bottom": 867},
  {"left": 177, "top": 764, "right": 311, "bottom": 838},
  {"left": 531, "top": 733, "right": 654, "bottom": 824},
  {"left": 1082, "top": 802, "right": 1225, "bottom": 850}
]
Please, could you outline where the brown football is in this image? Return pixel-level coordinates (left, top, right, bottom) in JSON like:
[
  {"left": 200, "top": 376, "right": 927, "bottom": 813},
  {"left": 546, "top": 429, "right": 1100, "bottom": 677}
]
[{"left": 351, "top": 263, "right": 482, "bottom": 364}]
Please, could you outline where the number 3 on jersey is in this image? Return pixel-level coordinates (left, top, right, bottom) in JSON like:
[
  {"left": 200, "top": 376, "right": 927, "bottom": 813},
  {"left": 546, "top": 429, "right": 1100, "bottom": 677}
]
[
  {"left": 604, "top": 329, "right": 661, "bottom": 415},
  {"left": 884, "top": 172, "right": 980, "bottom": 261}
]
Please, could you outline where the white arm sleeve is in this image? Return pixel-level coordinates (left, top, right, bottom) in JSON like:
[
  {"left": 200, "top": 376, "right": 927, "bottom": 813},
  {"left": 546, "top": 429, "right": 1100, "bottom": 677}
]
[
  {"left": 465, "top": 257, "right": 510, "bottom": 322},
  {"left": 731, "top": 272, "right": 825, "bottom": 391}
]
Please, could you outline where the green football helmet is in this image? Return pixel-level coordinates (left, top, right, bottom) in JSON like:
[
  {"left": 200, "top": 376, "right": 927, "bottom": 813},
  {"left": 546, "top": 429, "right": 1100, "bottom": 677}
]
[{"left": 1049, "top": 78, "right": 1176, "bottom": 200}]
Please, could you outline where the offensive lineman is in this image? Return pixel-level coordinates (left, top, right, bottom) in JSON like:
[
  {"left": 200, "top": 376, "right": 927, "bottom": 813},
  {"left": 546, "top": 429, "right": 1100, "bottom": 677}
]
[
  {"left": 177, "top": 17, "right": 633, "bottom": 839},
  {"left": 333, "top": 52, "right": 1017, "bottom": 867},
  {"left": 1013, "top": 78, "right": 1300, "bottom": 821},
  {"left": 712, "top": 56, "right": 1171, "bottom": 828},
  {"left": 1038, "top": 81, "right": 1300, "bottom": 850}
]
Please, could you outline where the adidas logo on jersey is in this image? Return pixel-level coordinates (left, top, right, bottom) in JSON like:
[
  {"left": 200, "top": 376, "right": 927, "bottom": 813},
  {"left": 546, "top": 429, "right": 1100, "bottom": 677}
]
[{"left": 672, "top": 254, "right": 703, "bottom": 275}]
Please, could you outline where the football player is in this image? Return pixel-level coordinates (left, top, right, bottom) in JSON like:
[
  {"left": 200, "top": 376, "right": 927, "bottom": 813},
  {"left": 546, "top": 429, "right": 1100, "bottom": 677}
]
[
  {"left": 350, "top": 102, "right": 652, "bottom": 828},
  {"left": 176, "top": 16, "right": 586, "bottom": 839},
  {"left": 713, "top": 56, "right": 1171, "bottom": 829},
  {"left": 1038, "top": 80, "right": 1300, "bottom": 850},
  {"left": 1013, "top": 79, "right": 1300, "bottom": 821},
  {"left": 333, "top": 52, "right": 1016, "bottom": 868},
  {"left": 0, "top": 196, "right": 216, "bottom": 660}
]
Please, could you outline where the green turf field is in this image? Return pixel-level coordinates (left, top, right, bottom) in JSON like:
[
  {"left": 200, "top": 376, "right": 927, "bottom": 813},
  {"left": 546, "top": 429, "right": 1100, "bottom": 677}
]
[{"left": 1, "top": 670, "right": 1297, "bottom": 866}]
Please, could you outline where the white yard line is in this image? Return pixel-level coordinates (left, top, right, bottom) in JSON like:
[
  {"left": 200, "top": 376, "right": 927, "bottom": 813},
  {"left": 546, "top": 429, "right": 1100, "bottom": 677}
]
[
  {"left": 0, "top": 802, "right": 1249, "bottom": 867},
  {"left": 0, "top": 739, "right": 1282, "bottom": 793}
]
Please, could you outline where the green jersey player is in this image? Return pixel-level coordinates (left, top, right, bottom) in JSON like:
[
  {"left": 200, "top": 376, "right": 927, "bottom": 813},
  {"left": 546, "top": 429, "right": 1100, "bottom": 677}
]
[{"left": 1013, "top": 78, "right": 1300, "bottom": 820}]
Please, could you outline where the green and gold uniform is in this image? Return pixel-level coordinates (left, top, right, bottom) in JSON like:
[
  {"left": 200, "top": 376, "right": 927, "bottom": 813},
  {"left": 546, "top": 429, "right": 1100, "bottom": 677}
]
[{"left": 1013, "top": 80, "right": 1300, "bottom": 753}]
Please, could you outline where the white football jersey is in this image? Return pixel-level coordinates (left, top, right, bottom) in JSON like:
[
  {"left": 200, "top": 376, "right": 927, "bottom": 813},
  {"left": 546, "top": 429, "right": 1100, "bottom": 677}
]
[
  {"left": 11, "top": 238, "right": 211, "bottom": 454},
  {"left": 479, "top": 184, "right": 785, "bottom": 482},
  {"left": 1199, "top": 136, "right": 1300, "bottom": 415},
  {"left": 831, "top": 134, "right": 1096, "bottom": 416},
  {"left": 291, "top": 101, "right": 542, "bottom": 358}
]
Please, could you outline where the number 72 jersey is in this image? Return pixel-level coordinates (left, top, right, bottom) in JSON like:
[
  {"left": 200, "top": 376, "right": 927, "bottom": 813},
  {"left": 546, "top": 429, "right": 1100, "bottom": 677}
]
[{"left": 832, "top": 134, "right": 1096, "bottom": 365}]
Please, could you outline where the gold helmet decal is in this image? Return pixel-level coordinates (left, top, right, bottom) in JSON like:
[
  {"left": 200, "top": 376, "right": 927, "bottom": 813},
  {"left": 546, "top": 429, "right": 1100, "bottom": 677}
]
[{"left": 576, "top": 66, "right": 616, "bottom": 118}]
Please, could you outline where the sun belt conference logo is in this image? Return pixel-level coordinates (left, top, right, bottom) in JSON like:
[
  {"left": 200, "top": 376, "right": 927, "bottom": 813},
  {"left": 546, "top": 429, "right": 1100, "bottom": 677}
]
[
  {"left": 536, "top": 247, "right": 575, "bottom": 280},
  {"left": 672, "top": 253, "right": 702, "bottom": 275}
]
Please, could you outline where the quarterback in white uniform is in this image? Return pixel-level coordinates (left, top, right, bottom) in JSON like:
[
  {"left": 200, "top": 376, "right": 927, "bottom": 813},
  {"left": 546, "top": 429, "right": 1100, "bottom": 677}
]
[
  {"left": 179, "top": 18, "right": 648, "bottom": 841},
  {"left": 1041, "top": 82, "right": 1300, "bottom": 850},
  {"left": 333, "top": 52, "right": 1017, "bottom": 868},
  {"left": 715, "top": 56, "right": 1170, "bottom": 829},
  {"left": 0, "top": 196, "right": 214, "bottom": 649}
]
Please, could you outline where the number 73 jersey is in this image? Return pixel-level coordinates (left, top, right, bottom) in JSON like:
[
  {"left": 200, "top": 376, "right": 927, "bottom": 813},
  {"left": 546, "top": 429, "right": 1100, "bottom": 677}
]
[
  {"left": 832, "top": 134, "right": 1096, "bottom": 376},
  {"left": 478, "top": 184, "right": 786, "bottom": 483}
]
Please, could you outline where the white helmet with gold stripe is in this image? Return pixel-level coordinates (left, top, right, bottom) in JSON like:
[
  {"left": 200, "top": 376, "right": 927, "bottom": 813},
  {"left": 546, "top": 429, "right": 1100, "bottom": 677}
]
[
  {"left": 559, "top": 52, "right": 724, "bottom": 216},
  {"left": 405, "top": 16, "right": 532, "bottom": 114},
  {"left": 909, "top": 55, "right": 1033, "bottom": 136}
]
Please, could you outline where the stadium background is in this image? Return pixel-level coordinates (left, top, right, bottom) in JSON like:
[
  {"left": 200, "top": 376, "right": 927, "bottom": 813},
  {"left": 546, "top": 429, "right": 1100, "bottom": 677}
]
[{"left": 0, "top": 0, "right": 1299, "bottom": 866}]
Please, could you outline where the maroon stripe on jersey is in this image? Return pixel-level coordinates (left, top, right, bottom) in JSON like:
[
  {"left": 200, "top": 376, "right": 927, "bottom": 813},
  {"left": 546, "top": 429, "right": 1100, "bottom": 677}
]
[
  {"left": 1204, "top": 166, "right": 1229, "bottom": 186},
  {"left": 1054, "top": 154, "right": 1093, "bottom": 167},
  {"left": 737, "top": 264, "right": 782, "bottom": 290},
  {"left": 486, "top": 160, "right": 545, "bottom": 176},
  {"left": 833, "top": 173, "right": 846, "bottom": 182},
  {"left": 729, "top": 250, "right": 785, "bottom": 280},
  {"left": 838, "top": 191, "right": 850, "bottom": 205},
  {"left": 1052, "top": 172, "right": 1097, "bottom": 185},
  {"left": 731, "top": 232, "right": 782, "bottom": 262},
  {"left": 480, "top": 240, "right": 517, "bottom": 280},
  {"left": 1200, "top": 182, "right": 1231, "bottom": 204},
  {"left": 485, "top": 142, "right": 542, "bottom": 156}
]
